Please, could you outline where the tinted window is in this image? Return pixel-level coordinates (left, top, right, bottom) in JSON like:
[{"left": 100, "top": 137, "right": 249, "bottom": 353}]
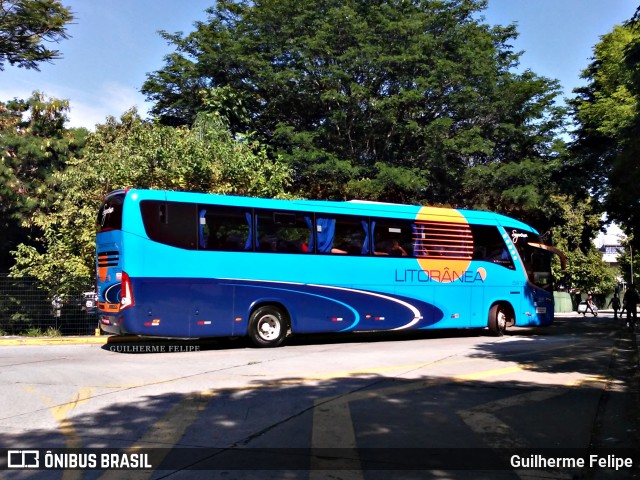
[
  {"left": 471, "top": 225, "right": 515, "bottom": 270},
  {"left": 372, "top": 219, "right": 413, "bottom": 257},
  {"left": 199, "top": 205, "right": 252, "bottom": 251},
  {"left": 140, "top": 200, "right": 198, "bottom": 250},
  {"left": 97, "top": 192, "right": 125, "bottom": 232},
  {"left": 256, "top": 210, "right": 313, "bottom": 253},
  {"left": 316, "top": 215, "right": 368, "bottom": 255}
]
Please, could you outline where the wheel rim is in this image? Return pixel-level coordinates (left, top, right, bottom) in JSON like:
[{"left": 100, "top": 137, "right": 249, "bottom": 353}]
[
  {"left": 257, "top": 314, "right": 281, "bottom": 341},
  {"left": 497, "top": 309, "right": 507, "bottom": 331}
]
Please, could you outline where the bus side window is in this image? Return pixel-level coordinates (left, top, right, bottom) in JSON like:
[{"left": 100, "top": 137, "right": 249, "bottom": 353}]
[
  {"left": 140, "top": 200, "right": 198, "bottom": 250},
  {"left": 470, "top": 225, "right": 515, "bottom": 270},
  {"left": 199, "top": 205, "right": 252, "bottom": 252},
  {"left": 255, "top": 210, "right": 313, "bottom": 254},
  {"left": 317, "top": 215, "right": 367, "bottom": 255},
  {"left": 372, "top": 219, "right": 413, "bottom": 257}
]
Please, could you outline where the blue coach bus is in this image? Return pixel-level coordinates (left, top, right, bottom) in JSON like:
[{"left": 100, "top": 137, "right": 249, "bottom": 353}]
[{"left": 96, "top": 189, "right": 565, "bottom": 347}]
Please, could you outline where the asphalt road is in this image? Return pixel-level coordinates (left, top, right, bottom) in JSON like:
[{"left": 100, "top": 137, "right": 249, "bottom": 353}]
[{"left": 0, "top": 312, "right": 638, "bottom": 480}]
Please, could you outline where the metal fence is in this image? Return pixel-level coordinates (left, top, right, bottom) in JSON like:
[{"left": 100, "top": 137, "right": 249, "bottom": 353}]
[{"left": 0, "top": 274, "right": 98, "bottom": 336}]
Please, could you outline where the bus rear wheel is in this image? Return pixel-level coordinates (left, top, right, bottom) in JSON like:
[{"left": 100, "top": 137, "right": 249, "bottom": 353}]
[
  {"left": 248, "top": 305, "right": 288, "bottom": 348},
  {"left": 488, "top": 303, "right": 510, "bottom": 336}
]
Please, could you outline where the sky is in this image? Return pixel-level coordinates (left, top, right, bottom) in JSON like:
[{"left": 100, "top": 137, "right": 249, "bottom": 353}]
[{"left": 0, "top": 0, "right": 637, "bottom": 130}]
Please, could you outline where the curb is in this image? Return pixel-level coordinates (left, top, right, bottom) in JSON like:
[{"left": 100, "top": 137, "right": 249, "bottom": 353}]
[
  {"left": 0, "top": 335, "right": 110, "bottom": 346},
  {"left": 0, "top": 334, "right": 158, "bottom": 346},
  {"left": 0, "top": 335, "right": 215, "bottom": 346}
]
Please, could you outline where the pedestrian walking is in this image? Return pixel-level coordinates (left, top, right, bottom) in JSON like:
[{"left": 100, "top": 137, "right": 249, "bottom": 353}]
[
  {"left": 585, "top": 292, "right": 597, "bottom": 316},
  {"left": 608, "top": 293, "right": 621, "bottom": 320},
  {"left": 623, "top": 284, "right": 639, "bottom": 331}
]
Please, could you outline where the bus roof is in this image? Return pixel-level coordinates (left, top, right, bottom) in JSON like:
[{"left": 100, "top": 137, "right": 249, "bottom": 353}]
[{"left": 120, "top": 189, "right": 537, "bottom": 234}]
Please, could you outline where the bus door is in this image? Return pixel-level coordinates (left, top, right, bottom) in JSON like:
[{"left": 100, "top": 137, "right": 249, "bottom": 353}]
[{"left": 510, "top": 283, "right": 525, "bottom": 324}]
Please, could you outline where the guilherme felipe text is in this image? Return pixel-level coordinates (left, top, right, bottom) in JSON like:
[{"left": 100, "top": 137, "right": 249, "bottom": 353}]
[{"left": 511, "top": 454, "right": 634, "bottom": 471}]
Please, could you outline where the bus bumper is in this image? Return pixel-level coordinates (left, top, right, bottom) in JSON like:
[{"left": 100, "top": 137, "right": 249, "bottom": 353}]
[
  {"left": 521, "top": 308, "right": 553, "bottom": 327},
  {"left": 99, "top": 315, "right": 126, "bottom": 335}
]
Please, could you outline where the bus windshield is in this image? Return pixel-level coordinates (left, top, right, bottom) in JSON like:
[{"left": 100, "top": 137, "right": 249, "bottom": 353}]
[{"left": 508, "top": 227, "right": 555, "bottom": 291}]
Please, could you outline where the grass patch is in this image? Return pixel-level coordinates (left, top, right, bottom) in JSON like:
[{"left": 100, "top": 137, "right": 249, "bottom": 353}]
[{"left": 23, "top": 326, "right": 62, "bottom": 337}]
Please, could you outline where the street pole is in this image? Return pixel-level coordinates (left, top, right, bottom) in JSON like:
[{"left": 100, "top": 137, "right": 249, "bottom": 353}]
[{"left": 631, "top": 245, "right": 634, "bottom": 285}]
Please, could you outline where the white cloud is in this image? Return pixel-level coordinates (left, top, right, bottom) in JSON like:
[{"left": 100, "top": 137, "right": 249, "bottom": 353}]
[
  {"left": 65, "top": 83, "right": 150, "bottom": 130},
  {"left": 0, "top": 85, "right": 35, "bottom": 103},
  {"left": 0, "top": 80, "right": 150, "bottom": 130}
]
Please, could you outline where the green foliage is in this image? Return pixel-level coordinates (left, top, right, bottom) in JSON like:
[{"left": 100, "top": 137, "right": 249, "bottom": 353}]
[
  {"left": 616, "top": 235, "right": 640, "bottom": 285},
  {"left": 570, "top": 20, "right": 640, "bottom": 248},
  {"left": 560, "top": 248, "right": 617, "bottom": 295},
  {"left": 10, "top": 110, "right": 291, "bottom": 293},
  {"left": 0, "top": 91, "right": 87, "bottom": 270},
  {"left": 548, "top": 195, "right": 615, "bottom": 294},
  {"left": 574, "top": 26, "right": 636, "bottom": 138},
  {"left": 347, "top": 162, "right": 430, "bottom": 204},
  {"left": 0, "top": 273, "right": 52, "bottom": 333},
  {"left": 463, "top": 156, "right": 563, "bottom": 235},
  {"left": 0, "top": 0, "right": 73, "bottom": 70},
  {"left": 143, "top": 0, "right": 566, "bottom": 211}
]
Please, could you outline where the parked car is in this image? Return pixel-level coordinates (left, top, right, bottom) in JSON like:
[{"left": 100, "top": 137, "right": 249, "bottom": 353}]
[{"left": 82, "top": 291, "right": 98, "bottom": 315}]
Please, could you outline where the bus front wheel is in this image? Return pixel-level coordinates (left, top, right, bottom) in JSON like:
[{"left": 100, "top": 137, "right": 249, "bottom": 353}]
[
  {"left": 248, "top": 305, "right": 288, "bottom": 348},
  {"left": 488, "top": 303, "right": 510, "bottom": 336}
]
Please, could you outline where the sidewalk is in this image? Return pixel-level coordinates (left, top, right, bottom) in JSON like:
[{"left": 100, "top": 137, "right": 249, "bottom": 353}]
[
  {"left": 589, "top": 321, "right": 640, "bottom": 479},
  {"left": 598, "top": 323, "right": 640, "bottom": 436}
]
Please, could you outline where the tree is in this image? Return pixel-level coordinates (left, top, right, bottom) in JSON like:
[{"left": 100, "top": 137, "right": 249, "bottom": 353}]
[
  {"left": 547, "top": 195, "right": 616, "bottom": 294},
  {"left": 0, "top": 0, "right": 73, "bottom": 71},
  {"left": 617, "top": 235, "right": 639, "bottom": 286},
  {"left": 570, "top": 18, "right": 640, "bottom": 250},
  {"left": 142, "top": 0, "right": 566, "bottom": 213},
  {"left": 0, "top": 91, "right": 87, "bottom": 271},
  {"left": 10, "top": 110, "right": 291, "bottom": 293}
]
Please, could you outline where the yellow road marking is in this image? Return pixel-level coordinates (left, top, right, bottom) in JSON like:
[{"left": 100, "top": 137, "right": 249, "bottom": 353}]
[
  {"left": 97, "top": 389, "right": 216, "bottom": 480},
  {"left": 22, "top": 385, "right": 94, "bottom": 480},
  {"left": 456, "top": 364, "right": 525, "bottom": 380},
  {"left": 311, "top": 400, "right": 363, "bottom": 478}
]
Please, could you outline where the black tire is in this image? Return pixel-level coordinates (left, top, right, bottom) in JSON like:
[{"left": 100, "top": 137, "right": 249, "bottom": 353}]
[
  {"left": 488, "top": 303, "right": 509, "bottom": 336},
  {"left": 248, "top": 305, "right": 288, "bottom": 348}
]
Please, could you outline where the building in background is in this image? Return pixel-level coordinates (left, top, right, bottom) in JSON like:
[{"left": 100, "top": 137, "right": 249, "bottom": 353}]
[{"left": 595, "top": 223, "right": 625, "bottom": 287}]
